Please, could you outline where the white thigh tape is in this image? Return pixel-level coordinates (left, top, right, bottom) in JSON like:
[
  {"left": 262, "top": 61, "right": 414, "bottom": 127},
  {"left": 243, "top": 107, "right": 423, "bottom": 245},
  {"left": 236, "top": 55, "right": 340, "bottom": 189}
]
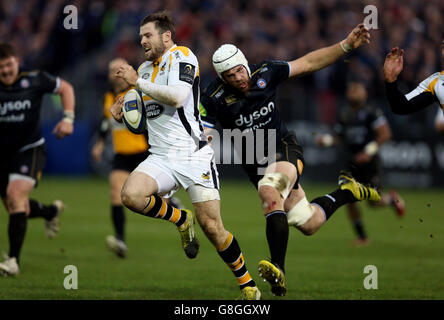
[
  {"left": 287, "top": 196, "right": 315, "bottom": 227},
  {"left": 187, "top": 184, "right": 220, "bottom": 203}
]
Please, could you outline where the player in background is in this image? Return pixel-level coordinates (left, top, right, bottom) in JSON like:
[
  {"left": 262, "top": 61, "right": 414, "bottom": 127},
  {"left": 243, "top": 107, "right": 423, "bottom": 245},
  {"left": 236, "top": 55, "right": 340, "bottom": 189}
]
[
  {"left": 383, "top": 38, "right": 444, "bottom": 119},
  {"left": 92, "top": 58, "right": 184, "bottom": 258},
  {"left": 92, "top": 58, "right": 149, "bottom": 258},
  {"left": 109, "top": 11, "right": 260, "bottom": 299},
  {"left": 200, "top": 24, "right": 380, "bottom": 296},
  {"left": 316, "top": 81, "right": 405, "bottom": 246},
  {"left": 0, "top": 43, "right": 75, "bottom": 276}
]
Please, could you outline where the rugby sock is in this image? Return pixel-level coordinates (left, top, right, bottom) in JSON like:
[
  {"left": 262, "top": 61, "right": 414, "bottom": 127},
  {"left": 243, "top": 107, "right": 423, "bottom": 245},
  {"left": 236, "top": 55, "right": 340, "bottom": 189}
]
[
  {"left": 142, "top": 195, "right": 187, "bottom": 227},
  {"left": 353, "top": 219, "right": 367, "bottom": 239},
  {"left": 112, "top": 205, "right": 125, "bottom": 241},
  {"left": 265, "top": 211, "right": 288, "bottom": 273},
  {"left": 28, "top": 199, "right": 57, "bottom": 221},
  {"left": 311, "top": 189, "right": 356, "bottom": 221},
  {"left": 217, "top": 233, "right": 256, "bottom": 289},
  {"left": 8, "top": 212, "right": 27, "bottom": 264}
]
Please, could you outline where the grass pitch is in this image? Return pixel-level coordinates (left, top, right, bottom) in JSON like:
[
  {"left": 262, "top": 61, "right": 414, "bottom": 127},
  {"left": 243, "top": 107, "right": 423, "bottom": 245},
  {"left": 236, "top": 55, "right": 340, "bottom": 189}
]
[{"left": 0, "top": 176, "right": 443, "bottom": 300}]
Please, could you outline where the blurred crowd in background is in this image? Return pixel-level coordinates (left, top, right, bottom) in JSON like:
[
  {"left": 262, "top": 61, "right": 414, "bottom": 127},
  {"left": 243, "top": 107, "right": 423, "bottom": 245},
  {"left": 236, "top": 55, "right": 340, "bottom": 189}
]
[
  {"left": 0, "top": 0, "right": 443, "bottom": 143},
  {"left": 0, "top": 0, "right": 444, "bottom": 131}
]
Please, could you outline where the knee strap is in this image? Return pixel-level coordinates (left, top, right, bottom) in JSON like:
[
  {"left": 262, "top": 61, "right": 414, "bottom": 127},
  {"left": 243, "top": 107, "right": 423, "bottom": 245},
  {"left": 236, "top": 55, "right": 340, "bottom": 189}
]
[{"left": 258, "top": 172, "right": 291, "bottom": 200}]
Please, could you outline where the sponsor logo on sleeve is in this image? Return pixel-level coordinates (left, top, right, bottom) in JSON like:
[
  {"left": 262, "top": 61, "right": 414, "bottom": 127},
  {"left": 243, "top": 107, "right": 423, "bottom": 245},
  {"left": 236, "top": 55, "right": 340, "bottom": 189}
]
[{"left": 179, "top": 62, "right": 196, "bottom": 85}]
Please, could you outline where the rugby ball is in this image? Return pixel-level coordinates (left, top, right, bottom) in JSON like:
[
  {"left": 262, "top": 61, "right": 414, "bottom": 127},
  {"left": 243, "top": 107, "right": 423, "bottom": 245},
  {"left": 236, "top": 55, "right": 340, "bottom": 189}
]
[{"left": 122, "top": 89, "right": 146, "bottom": 134}]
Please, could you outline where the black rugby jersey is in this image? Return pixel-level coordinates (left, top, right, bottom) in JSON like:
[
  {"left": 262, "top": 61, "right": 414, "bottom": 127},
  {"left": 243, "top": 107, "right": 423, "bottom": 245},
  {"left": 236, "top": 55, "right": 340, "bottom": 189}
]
[
  {"left": 335, "top": 106, "right": 387, "bottom": 155},
  {"left": 200, "top": 61, "right": 290, "bottom": 159},
  {"left": 0, "top": 70, "right": 60, "bottom": 152}
]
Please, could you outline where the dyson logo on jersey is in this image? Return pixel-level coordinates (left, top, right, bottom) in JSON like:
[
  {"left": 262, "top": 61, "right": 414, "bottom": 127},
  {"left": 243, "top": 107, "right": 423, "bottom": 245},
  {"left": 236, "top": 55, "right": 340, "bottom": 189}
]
[
  {"left": 145, "top": 103, "right": 164, "bottom": 119},
  {"left": 0, "top": 100, "right": 31, "bottom": 115},
  {"left": 235, "top": 102, "right": 275, "bottom": 127}
]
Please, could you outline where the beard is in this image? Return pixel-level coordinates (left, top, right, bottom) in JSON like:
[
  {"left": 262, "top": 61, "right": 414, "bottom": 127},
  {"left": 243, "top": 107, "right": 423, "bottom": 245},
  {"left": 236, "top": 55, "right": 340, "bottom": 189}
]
[{"left": 146, "top": 41, "right": 166, "bottom": 62}]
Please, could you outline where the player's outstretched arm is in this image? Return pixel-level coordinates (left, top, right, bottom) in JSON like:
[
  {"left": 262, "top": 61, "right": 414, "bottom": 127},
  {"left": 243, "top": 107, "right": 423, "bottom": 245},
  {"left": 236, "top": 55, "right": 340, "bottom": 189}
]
[
  {"left": 52, "top": 79, "right": 75, "bottom": 139},
  {"left": 384, "top": 47, "right": 436, "bottom": 115},
  {"left": 288, "top": 23, "right": 370, "bottom": 78},
  {"left": 116, "top": 63, "right": 190, "bottom": 108}
]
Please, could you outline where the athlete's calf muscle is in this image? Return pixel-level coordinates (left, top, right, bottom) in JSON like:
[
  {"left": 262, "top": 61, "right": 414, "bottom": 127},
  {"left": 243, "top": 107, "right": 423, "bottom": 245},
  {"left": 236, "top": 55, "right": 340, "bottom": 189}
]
[{"left": 193, "top": 200, "right": 228, "bottom": 247}]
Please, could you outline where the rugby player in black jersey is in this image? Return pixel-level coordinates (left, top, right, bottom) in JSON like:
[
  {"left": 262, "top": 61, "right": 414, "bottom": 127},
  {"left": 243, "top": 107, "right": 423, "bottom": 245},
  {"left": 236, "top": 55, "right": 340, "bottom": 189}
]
[
  {"left": 317, "top": 81, "right": 405, "bottom": 246},
  {"left": 200, "top": 24, "right": 380, "bottom": 296},
  {"left": 0, "top": 43, "right": 75, "bottom": 276}
]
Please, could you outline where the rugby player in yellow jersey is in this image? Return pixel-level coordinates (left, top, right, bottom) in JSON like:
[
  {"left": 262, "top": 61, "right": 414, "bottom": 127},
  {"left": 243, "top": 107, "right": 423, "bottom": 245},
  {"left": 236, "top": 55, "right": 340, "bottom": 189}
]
[
  {"left": 384, "top": 38, "right": 444, "bottom": 117},
  {"left": 92, "top": 58, "right": 183, "bottom": 258},
  {"left": 92, "top": 58, "right": 149, "bottom": 258},
  {"left": 109, "top": 11, "right": 260, "bottom": 299}
]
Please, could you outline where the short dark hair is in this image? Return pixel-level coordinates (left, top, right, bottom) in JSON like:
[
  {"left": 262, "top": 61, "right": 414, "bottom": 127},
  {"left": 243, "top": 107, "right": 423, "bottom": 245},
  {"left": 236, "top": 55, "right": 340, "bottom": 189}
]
[
  {"left": 0, "top": 43, "right": 17, "bottom": 60},
  {"left": 140, "top": 10, "right": 176, "bottom": 42}
]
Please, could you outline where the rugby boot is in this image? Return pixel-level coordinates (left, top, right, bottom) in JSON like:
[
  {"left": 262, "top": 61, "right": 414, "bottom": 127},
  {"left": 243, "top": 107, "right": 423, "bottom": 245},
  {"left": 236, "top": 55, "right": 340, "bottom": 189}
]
[
  {"left": 338, "top": 170, "right": 381, "bottom": 202},
  {"left": 258, "top": 259, "right": 286, "bottom": 296},
  {"left": 178, "top": 210, "right": 200, "bottom": 259}
]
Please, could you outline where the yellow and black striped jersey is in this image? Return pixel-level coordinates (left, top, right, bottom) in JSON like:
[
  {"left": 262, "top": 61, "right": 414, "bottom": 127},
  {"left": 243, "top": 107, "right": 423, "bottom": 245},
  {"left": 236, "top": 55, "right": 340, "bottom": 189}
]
[{"left": 102, "top": 88, "right": 148, "bottom": 155}]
